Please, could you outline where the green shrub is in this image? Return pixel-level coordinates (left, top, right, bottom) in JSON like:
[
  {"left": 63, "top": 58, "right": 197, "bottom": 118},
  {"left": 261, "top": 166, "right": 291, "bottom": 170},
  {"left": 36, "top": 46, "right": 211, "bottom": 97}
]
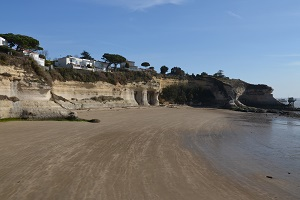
[
  {"left": 0, "top": 46, "right": 11, "bottom": 53},
  {"left": 91, "top": 96, "right": 124, "bottom": 102},
  {"left": 160, "top": 84, "right": 215, "bottom": 105},
  {"left": 49, "top": 68, "right": 154, "bottom": 85}
]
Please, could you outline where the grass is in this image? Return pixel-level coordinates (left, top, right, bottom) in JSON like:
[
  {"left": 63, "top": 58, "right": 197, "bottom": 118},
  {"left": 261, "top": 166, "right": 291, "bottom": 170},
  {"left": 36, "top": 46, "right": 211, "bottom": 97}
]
[
  {"left": 0, "top": 118, "right": 25, "bottom": 122},
  {"left": 0, "top": 117, "right": 99, "bottom": 123}
]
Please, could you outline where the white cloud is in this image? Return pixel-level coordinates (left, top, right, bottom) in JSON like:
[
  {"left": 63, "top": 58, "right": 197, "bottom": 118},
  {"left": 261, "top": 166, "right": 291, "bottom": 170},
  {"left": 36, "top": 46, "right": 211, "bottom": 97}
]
[
  {"left": 88, "top": 0, "right": 187, "bottom": 10},
  {"left": 227, "top": 11, "right": 242, "bottom": 19}
]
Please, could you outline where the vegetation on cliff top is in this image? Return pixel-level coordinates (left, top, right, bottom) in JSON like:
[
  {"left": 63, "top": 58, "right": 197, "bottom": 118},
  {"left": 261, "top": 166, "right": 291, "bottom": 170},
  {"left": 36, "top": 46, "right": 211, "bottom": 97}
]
[
  {"left": 0, "top": 53, "right": 155, "bottom": 85},
  {"left": 49, "top": 68, "right": 154, "bottom": 85},
  {"left": 0, "top": 52, "right": 53, "bottom": 86},
  {"left": 0, "top": 33, "right": 43, "bottom": 52}
]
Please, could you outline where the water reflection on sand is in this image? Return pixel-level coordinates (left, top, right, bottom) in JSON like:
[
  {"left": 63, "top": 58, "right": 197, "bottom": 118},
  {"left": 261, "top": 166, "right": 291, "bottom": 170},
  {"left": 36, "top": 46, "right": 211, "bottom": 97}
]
[{"left": 184, "top": 113, "right": 300, "bottom": 199}]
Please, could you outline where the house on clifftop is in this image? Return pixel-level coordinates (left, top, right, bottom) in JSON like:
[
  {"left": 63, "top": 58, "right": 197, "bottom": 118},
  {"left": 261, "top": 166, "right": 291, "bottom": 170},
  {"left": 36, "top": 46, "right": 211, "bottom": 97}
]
[
  {"left": 55, "top": 55, "right": 108, "bottom": 72},
  {"left": 0, "top": 37, "right": 8, "bottom": 46},
  {"left": 120, "top": 61, "right": 140, "bottom": 71},
  {"left": 23, "top": 50, "right": 45, "bottom": 67},
  {"left": 0, "top": 36, "right": 45, "bottom": 67}
]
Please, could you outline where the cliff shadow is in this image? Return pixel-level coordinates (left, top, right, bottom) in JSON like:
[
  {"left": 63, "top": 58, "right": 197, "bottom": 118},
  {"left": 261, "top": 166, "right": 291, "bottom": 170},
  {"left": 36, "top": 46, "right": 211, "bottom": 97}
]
[
  {"left": 147, "top": 91, "right": 155, "bottom": 105},
  {"left": 134, "top": 90, "right": 157, "bottom": 106},
  {"left": 134, "top": 91, "right": 143, "bottom": 105}
]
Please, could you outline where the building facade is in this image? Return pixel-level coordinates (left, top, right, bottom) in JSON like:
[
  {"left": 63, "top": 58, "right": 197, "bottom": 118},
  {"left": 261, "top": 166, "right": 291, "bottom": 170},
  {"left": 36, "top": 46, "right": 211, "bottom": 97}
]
[
  {"left": 23, "top": 50, "right": 45, "bottom": 66},
  {"left": 55, "top": 56, "right": 108, "bottom": 72},
  {"left": 120, "top": 61, "right": 140, "bottom": 71},
  {"left": 0, "top": 37, "right": 8, "bottom": 46}
]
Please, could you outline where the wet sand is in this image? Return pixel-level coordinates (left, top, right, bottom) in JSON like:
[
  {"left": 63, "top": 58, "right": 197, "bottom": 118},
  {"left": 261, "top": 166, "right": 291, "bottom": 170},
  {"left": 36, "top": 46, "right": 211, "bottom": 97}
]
[{"left": 0, "top": 107, "right": 299, "bottom": 199}]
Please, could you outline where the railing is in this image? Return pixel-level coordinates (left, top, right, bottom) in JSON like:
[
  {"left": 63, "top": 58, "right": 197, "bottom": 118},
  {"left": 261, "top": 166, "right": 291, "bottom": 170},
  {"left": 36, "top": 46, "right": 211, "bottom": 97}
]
[{"left": 288, "top": 97, "right": 296, "bottom": 103}]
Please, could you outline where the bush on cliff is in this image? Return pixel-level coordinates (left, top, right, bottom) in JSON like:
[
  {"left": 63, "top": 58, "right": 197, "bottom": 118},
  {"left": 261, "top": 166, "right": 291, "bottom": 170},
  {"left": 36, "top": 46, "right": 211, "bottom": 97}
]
[
  {"left": 49, "top": 68, "right": 153, "bottom": 85},
  {"left": 0, "top": 53, "right": 52, "bottom": 86},
  {"left": 1, "top": 53, "right": 154, "bottom": 86},
  {"left": 160, "top": 84, "right": 215, "bottom": 105},
  {"left": 0, "top": 46, "right": 23, "bottom": 57},
  {"left": 90, "top": 96, "right": 123, "bottom": 102}
]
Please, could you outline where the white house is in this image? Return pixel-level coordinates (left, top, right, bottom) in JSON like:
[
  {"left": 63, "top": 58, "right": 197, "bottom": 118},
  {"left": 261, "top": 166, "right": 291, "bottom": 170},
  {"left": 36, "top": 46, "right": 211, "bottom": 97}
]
[
  {"left": 30, "top": 52, "right": 45, "bottom": 66},
  {"left": 0, "top": 37, "right": 8, "bottom": 46},
  {"left": 23, "top": 50, "right": 45, "bottom": 66},
  {"left": 55, "top": 56, "right": 107, "bottom": 72},
  {"left": 120, "top": 60, "right": 140, "bottom": 71}
]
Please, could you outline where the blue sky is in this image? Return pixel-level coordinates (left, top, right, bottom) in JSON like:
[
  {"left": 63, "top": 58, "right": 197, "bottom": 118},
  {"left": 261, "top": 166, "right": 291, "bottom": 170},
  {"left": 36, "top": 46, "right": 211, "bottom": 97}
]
[{"left": 2, "top": 0, "right": 300, "bottom": 97}]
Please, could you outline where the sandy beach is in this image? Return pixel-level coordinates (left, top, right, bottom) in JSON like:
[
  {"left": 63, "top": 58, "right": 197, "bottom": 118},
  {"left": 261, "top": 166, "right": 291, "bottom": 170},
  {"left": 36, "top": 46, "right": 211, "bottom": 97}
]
[{"left": 0, "top": 107, "right": 299, "bottom": 200}]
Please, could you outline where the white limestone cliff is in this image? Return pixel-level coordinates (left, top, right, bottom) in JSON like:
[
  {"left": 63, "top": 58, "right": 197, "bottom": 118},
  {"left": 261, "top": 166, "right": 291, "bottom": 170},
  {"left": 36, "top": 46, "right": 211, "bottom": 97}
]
[{"left": 0, "top": 65, "right": 160, "bottom": 119}]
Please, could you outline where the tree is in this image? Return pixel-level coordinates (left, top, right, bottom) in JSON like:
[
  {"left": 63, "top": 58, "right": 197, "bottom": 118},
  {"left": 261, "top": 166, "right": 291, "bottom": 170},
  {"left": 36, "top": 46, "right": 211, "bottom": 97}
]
[
  {"left": 160, "top": 65, "right": 169, "bottom": 74},
  {"left": 141, "top": 62, "right": 150, "bottom": 68},
  {"left": 170, "top": 67, "right": 185, "bottom": 76},
  {"left": 201, "top": 72, "right": 208, "bottom": 76},
  {"left": 39, "top": 50, "right": 49, "bottom": 60},
  {"left": 0, "top": 33, "right": 43, "bottom": 51},
  {"left": 80, "top": 50, "right": 94, "bottom": 60},
  {"left": 45, "top": 60, "right": 52, "bottom": 67},
  {"left": 160, "top": 84, "right": 215, "bottom": 105},
  {"left": 124, "top": 62, "right": 130, "bottom": 68},
  {"left": 102, "top": 53, "right": 126, "bottom": 71},
  {"left": 213, "top": 70, "right": 225, "bottom": 78}
]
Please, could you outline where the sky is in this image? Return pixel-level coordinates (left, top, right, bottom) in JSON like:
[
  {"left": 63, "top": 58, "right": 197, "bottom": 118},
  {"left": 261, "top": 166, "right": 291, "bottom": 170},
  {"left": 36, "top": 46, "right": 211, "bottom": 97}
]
[{"left": 2, "top": 0, "right": 300, "bottom": 97}]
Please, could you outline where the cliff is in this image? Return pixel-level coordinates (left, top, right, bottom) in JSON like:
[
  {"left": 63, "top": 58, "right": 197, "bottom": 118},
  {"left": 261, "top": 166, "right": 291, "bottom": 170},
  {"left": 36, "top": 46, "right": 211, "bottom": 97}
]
[
  {"left": 51, "top": 79, "right": 160, "bottom": 110},
  {"left": 0, "top": 63, "right": 283, "bottom": 119},
  {"left": 0, "top": 64, "right": 160, "bottom": 119},
  {"left": 159, "top": 76, "right": 283, "bottom": 108},
  {"left": 191, "top": 77, "right": 283, "bottom": 108},
  {"left": 0, "top": 65, "right": 74, "bottom": 119}
]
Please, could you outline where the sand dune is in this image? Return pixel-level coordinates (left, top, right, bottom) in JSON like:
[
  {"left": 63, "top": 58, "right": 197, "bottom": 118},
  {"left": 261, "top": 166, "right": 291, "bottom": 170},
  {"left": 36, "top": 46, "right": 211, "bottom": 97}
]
[{"left": 0, "top": 107, "right": 299, "bottom": 199}]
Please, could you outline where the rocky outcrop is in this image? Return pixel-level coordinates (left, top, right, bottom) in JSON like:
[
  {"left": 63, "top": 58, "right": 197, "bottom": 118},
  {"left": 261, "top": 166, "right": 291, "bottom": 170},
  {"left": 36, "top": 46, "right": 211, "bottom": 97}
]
[
  {"left": 158, "top": 76, "right": 282, "bottom": 108},
  {"left": 238, "top": 84, "right": 282, "bottom": 108},
  {"left": 191, "top": 77, "right": 282, "bottom": 108}
]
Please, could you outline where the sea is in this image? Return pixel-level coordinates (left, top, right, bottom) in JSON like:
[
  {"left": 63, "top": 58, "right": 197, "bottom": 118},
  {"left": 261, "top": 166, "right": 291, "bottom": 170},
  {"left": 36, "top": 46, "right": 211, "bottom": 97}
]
[
  {"left": 295, "top": 100, "right": 300, "bottom": 108},
  {"left": 185, "top": 111, "right": 300, "bottom": 198}
]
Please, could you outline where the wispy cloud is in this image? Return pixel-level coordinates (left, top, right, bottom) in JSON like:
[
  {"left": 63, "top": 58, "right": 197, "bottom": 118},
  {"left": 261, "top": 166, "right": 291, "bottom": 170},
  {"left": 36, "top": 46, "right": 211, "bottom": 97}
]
[
  {"left": 87, "top": 0, "right": 187, "bottom": 10},
  {"left": 227, "top": 11, "right": 242, "bottom": 19}
]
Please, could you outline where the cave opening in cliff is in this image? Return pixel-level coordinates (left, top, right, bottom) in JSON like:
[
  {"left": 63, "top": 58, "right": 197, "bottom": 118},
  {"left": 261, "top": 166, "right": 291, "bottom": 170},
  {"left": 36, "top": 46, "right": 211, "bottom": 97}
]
[
  {"left": 147, "top": 91, "right": 155, "bottom": 105},
  {"left": 134, "top": 91, "right": 142, "bottom": 105}
]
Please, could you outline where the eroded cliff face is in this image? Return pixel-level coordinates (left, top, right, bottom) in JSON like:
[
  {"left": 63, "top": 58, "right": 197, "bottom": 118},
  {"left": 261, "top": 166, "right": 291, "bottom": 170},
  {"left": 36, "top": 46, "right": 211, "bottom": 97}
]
[
  {"left": 238, "top": 84, "right": 281, "bottom": 107},
  {"left": 51, "top": 79, "right": 160, "bottom": 110},
  {"left": 191, "top": 77, "right": 282, "bottom": 108},
  {"left": 0, "top": 65, "right": 73, "bottom": 119},
  {"left": 158, "top": 76, "right": 282, "bottom": 108},
  {"left": 0, "top": 65, "right": 160, "bottom": 119}
]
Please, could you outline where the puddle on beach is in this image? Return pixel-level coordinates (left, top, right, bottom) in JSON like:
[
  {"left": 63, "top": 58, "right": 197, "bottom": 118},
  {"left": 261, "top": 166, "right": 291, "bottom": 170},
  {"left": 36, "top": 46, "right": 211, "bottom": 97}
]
[{"left": 184, "top": 113, "right": 300, "bottom": 198}]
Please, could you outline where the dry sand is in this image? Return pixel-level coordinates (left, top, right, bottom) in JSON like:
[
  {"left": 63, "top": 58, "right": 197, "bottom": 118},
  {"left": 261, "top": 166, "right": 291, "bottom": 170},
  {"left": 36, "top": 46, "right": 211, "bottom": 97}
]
[{"left": 0, "top": 107, "right": 299, "bottom": 200}]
